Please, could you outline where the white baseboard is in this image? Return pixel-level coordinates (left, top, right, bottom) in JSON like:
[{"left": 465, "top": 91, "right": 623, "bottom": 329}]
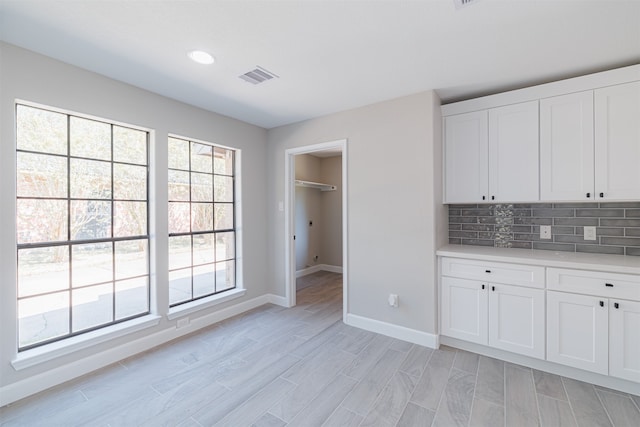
[
  {"left": 0, "top": 293, "right": 278, "bottom": 407},
  {"left": 267, "top": 294, "right": 290, "bottom": 307},
  {"left": 440, "top": 336, "right": 640, "bottom": 396},
  {"left": 296, "top": 264, "right": 343, "bottom": 278},
  {"left": 345, "top": 313, "right": 439, "bottom": 349}
]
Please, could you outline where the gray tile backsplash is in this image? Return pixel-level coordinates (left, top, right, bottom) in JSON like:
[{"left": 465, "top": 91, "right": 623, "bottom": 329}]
[{"left": 448, "top": 203, "right": 640, "bottom": 256}]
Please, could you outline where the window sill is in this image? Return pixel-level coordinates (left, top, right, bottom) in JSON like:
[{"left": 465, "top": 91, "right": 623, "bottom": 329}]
[
  {"left": 167, "top": 288, "right": 246, "bottom": 320},
  {"left": 11, "top": 314, "right": 162, "bottom": 371}
]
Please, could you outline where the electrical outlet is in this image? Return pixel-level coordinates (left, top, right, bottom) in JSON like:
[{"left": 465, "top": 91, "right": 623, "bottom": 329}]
[
  {"left": 540, "top": 225, "right": 552, "bottom": 240},
  {"left": 584, "top": 226, "right": 597, "bottom": 241},
  {"left": 388, "top": 294, "right": 399, "bottom": 307}
]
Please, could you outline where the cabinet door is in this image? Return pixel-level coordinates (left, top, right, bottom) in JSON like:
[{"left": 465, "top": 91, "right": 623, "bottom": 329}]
[
  {"left": 540, "top": 91, "right": 594, "bottom": 201},
  {"left": 547, "top": 291, "right": 608, "bottom": 374},
  {"left": 441, "top": 276, "right": 488, "bottom": 344},
  {"left": 488, "top": 284, "right": 545, "bottom": 359},
  {"left": 609, "top": 299, "right": 640, "bottom": 383},
  {"left": 595, "top": 82, "right": 640, "bottom": 200},
  {"left": 444, "top": 111, "right": 488, "bottom": 203},
  {"left": 488, "top": 101, "right": 539, "bottom": 202}
]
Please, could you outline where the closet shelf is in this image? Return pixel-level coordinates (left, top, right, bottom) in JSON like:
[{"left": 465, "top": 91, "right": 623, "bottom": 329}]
[{"left": 295, "top": 180, "right": 336, "bottom": 192}]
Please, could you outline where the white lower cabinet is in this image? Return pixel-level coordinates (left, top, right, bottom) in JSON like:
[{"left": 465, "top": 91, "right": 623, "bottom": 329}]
[
  {"left": 441, "top": 275, "right": 544, "bottom": 359},
  {"left": 609, "top": 299, "right": 640, "bottom": 383},
  {"left": 546, "top": 291, "right": 609, "bottom": 375}
]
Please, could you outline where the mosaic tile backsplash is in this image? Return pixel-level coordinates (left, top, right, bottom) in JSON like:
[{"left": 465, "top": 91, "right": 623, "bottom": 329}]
[{"left": 448, "top": 202, "right": 640, "bottom": 256}]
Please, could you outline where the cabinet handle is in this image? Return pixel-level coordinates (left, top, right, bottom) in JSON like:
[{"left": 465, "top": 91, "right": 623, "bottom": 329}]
[
  {"left": 485, "top": 270, "right": 491, "bottom": 273},
  {"left": 491, "top": 196, "right": 495, "bottom": 200},
  {"left": 605, "top": 283, "right": 614, "bottom": 287},
  {"left": 482, "top": 284, "right": 485, "bottom": 290},
  {"left": 599, "top": 300, "right": 604, "bottom": 307},
  {"left": 492, "top": 286, "right": 496, "bottom": 291},
  {"left": 599, "top": 192, "right": 604, "bottom": 198},
  {"left": 586, "top": 192, "right": 591, "bottom": 198},
  {"left": 614, "top": 302, "right": 619, "bottom": 309}
]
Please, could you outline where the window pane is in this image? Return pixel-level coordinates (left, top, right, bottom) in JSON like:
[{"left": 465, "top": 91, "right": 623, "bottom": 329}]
[
  {"left": 18, "top": 247, "right": 69, "bottom": 298},
  {"left": 216, "top": 232, "right": 235, "bottom": 262},
  {"left": 192, "top": 203, "right": 214, "bottom": 232},
  {"left": 115, "top": 277, "right": 148, "bottom": 320},
  {"left": 115, "top": 240, "right": 148, "bottom": 280},
  {"left": 214, "top": 203, "right": 233, "bottom": 230},
  {"left": 72, "top": 242, "right": 113, "bottom": 287},
  {"left": 191, "top": 172, "right": 213, "bottom": 202},
  {"left": 17, "top": 199, "right": 67, "bottom": 244},
  {"left": 216, "top": 260, "right": 235, "bottom": 292},
  {"left": 214, "top": 175, "right": 233, "bottom": 202},
  {"left": 168, "top": 137, "right": 189, "bottom": 170},
  {"left": 193, "top": 233, "right": 214, "bottom": 265},
  {"left": 70, "top": 116, "right": 111, "bottom": 160},
  {"left": 72, "top": 284, "right": 113, "bottom": 332},
  {"left": 19, "top": 292, "right": 70, "bottom": 348},
  {"left": 114, "top": 163, "right": 146, "bottom": 200},
  {"left": 169, "top": 269, "right": 192, "bottom": 305},
  {"left": 17, "top": 152, "right": 67, "bottom": 198},
  {"left": 16, "top": 105, "right": 67, "bottom": 155},
  {"left": 169, "top": 202, "right": 191, "bottom": 233},
  {"left": 169, "top": 235, "right": 191, "bottom": 270},
  {"left": 71, "top": 200, "right": 111, "bottom": 240},
  {"left": 113, "top": 126, "right": 146, "bottom": 165},
  {"left": 193, "top": 264, "right": 215, "bottom": 298},
  {"left": 191, "top": 142, "right": 212, "bottom": 173},
  {"left": 213, "top": 147, "right": 233, "bottom": 175},
  {"left": 114, "top": 201, "right": 147, "bottom": 237},
  {"left": 168, "top": 170, "right": 190, "bottom": 201},
  {"left": 70, "top": 158, "right": 111, "bottom": 199}
]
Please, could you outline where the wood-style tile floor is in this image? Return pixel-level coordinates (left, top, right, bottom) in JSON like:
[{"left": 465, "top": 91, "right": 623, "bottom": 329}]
[{"left": 1, "top": 271, "right": 639, "bottom": 426}]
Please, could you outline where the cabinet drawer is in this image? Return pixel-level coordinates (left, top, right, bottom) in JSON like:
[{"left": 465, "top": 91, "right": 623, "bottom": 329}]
[
  {"left": 547, "top": 268, "right": 640, "bottom": 301},
  {"left": 441, "top": 257, "right": 545, "bottom": 288}
]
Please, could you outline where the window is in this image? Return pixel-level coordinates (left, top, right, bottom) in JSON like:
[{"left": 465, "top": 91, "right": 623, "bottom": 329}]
[
  {"left": 168, "top": 137, "right": 236, "bottom": 306},
  {"left": 16, "top": 104, "right": 150, "bottom": 350}
]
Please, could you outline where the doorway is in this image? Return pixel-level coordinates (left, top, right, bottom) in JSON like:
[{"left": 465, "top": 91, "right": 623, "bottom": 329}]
[{"left": 284, "top": 139, "right": 347, "bottom": 321}]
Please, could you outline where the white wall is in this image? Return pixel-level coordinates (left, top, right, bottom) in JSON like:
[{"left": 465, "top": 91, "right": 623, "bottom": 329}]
[
  {"left": 267, "top": 92, "right": 445, "bottom": 339},
  {"left": 0, "top": 42, "right": 269, "bottom": 403}
]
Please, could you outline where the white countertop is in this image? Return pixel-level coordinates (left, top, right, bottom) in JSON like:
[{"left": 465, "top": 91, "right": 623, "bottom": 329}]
[{"left": 436, "top": 245, "right": 640, "bottom": 275}]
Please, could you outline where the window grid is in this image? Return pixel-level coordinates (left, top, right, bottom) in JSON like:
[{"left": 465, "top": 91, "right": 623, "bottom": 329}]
[
  {"left": 168, "top": 137, "right": 236, "bottom": 307},
  {"left": 16, "top": 104, "right": 150, "bottom": 351}
]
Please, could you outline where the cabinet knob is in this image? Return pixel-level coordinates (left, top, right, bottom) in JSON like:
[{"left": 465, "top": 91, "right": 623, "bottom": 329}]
[
  {"left": 614, "top": 302, "right": 619, "bottom": 309},
  {"left": 491, "top": 195, "right": 495, "bottom": 200},
  {"left": 492, "top": 286, "right": 496, "bottom": 291},
  {"left": 586, "top": 192, "right": 591, "bottom": 198},
  {"left": 599, "top": 300, "right": 604, "bottom": 307},
  {"left": 605, "top": 283, "right": 614, "bottom": 287},
  {"left": 599, "top": 192, "right": 604, "bottom": 198},
  {"left": 481, "top": 284, "right": 485, "bottom": 290},
  {"left": 482, "top": 196, "right": 486, "bottom": 200}
]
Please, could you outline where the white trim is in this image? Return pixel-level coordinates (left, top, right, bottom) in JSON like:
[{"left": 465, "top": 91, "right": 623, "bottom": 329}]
[
  {"left": 345, "top": 313, "right": 439, "bottom": 349},
  {"left": 167, "top": 288, "right": 246, "bottom": 320},
  {"left": 11, "top": 315, "right": 162, "bottom": 371},
  {"left": 296, "top": 264, "right": 343, "bottom": 278},
  {"left": 0, "top": 293, "right": 274, "bottom": 407},
  {"left": 284, "top": 139, "right": 348, "bottom": 321},
  {"left": 267, "top": 294, "right": 289, "bottom": 307},
  {"left": 440, "top": 335, "right": 640, "bottom": 396}
]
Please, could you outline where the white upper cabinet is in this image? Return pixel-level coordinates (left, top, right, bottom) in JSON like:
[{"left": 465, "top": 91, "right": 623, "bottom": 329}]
[
  {"left": 540, "top": 91, "right": 595, "bottom": 201},
  {"left": 488, "top": 101, "right": 539, "bottom": 202},
  {"left": 444, "top": 111, "right": 488, "bottom": 203},
  {"left": 444, "top": 102, "right": 538, "bottom": 203},
  {"left": 594, "top": 81, "right": 640, "bottom": 200}
]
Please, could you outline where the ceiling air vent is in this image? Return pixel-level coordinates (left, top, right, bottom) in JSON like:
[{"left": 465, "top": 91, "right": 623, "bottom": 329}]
[
  {"left": 453, "top": 0, "right": 480, "bottom": 9},
  {"left": 239, "top": 66, "right": 279, "bottom": 85}
]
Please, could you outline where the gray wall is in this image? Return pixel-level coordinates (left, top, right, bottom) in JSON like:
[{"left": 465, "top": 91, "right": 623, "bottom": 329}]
[
  {"left": 267, "top": 91, "right": 446, "bottom": 334},
  {"left": 294, "top": 154, "right": 343, "bottom": 271},
  {"left": 449, "top": 202, "right": 640, "bottom": 255},
  {"left": 0, "top": 43, "right": 268, "bottom": 392}
]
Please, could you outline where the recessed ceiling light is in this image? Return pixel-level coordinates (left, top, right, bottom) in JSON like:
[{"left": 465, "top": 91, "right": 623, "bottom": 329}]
[{"left": 188, "top": 50, "right": 215, "bottom": 65}]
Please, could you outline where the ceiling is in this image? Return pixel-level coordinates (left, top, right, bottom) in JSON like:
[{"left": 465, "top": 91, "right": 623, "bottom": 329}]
[{"left": 1, "top": 0, "right": 638, "bottom": 129}]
